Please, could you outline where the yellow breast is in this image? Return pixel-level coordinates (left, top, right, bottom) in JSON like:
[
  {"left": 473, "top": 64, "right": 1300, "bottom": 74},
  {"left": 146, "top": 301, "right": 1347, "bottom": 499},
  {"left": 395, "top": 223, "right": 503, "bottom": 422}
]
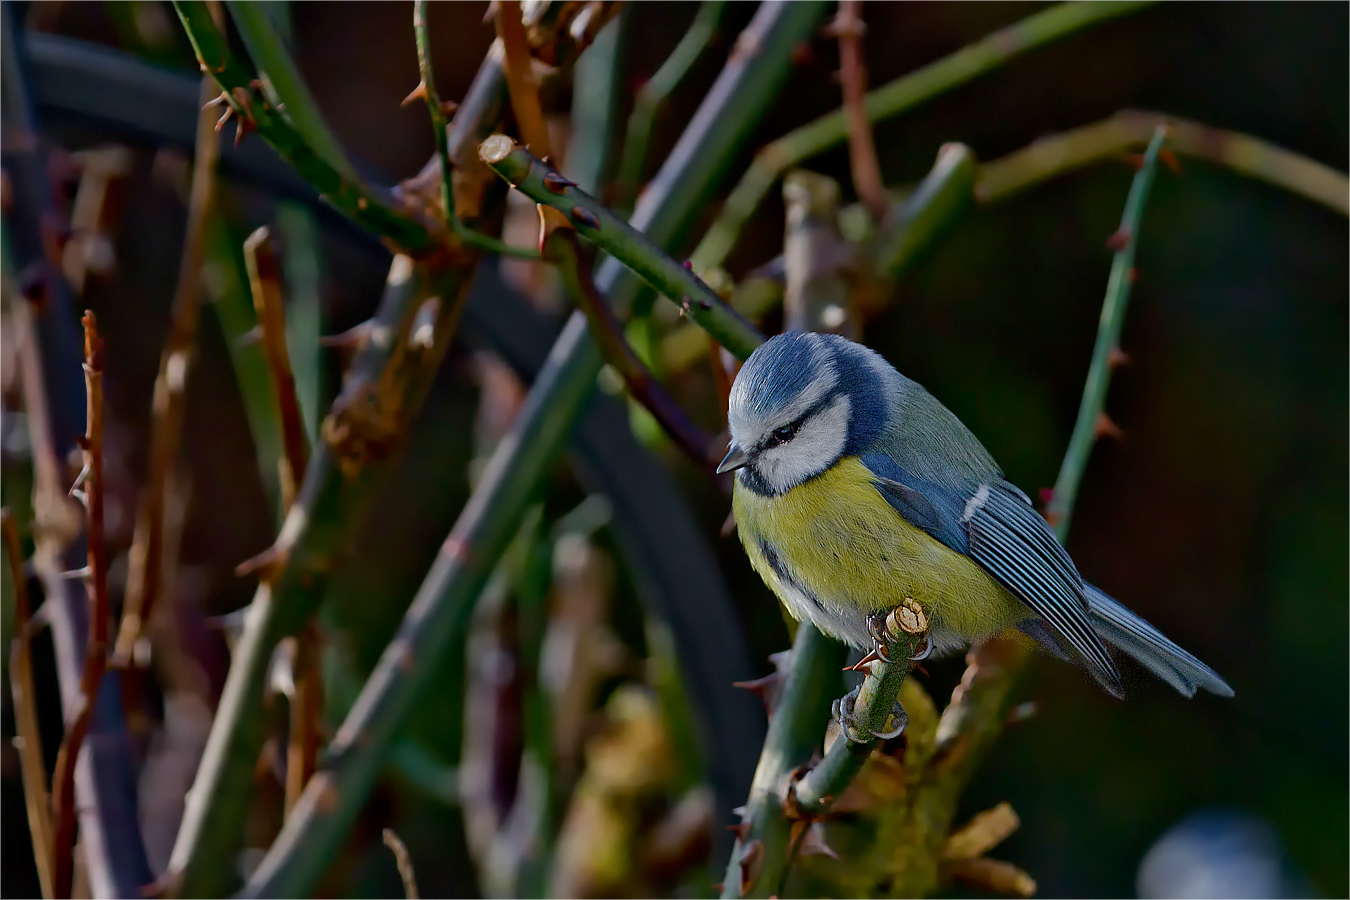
[{"left": 732, "top": 456, "right": 1024, "bottom": 647}]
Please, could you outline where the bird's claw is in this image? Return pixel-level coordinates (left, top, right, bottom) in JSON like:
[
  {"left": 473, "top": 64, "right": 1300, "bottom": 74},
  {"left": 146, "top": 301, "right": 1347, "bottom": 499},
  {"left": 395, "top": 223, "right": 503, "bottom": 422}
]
[
  {"left": 832, "top": 686, "right": 909, "bottom": 743},
  {"left": 907, "top": 632, "right": 934, "bottom": 662}
]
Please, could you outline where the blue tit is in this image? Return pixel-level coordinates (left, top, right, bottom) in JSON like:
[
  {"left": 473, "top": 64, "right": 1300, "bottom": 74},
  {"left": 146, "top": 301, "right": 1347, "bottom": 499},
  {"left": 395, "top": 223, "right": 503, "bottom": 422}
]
[{"left": 718, "top": 330, "right": 1232, "bottom": 700}]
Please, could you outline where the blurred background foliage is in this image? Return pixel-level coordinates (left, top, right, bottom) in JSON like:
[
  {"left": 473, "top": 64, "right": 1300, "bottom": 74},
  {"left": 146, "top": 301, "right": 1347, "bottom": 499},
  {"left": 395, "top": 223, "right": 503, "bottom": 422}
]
[{"left": 0, "top": 2, "right": 1345, "bottom": 898}]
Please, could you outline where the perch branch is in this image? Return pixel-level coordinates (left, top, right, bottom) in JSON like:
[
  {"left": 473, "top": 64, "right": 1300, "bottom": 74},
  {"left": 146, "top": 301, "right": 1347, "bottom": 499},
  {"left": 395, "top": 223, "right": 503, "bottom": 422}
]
[
  {"left": 691, "top": 0, "right": 1154, "bottom": 272},
  {"left": 479, "top": 137, "right": 764, "bottom": 360},
  {"left": 236, "top": 6, "right": 827, "bottom": 896},
  {"left": 51, "top": 312, "right": 110, "bottom": 900},
  {"left": 5, "top": 508, "right": 56, "bottom": 899},
  {"left": 614, "top": 0, "right": 727, "bottom": 212}
]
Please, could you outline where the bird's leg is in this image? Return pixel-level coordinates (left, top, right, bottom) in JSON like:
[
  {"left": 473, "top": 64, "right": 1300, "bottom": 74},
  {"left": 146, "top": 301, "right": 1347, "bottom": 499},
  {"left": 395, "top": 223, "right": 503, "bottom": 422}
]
[{"left": 833, "top": 599, "right": 930, "bottom": 741}]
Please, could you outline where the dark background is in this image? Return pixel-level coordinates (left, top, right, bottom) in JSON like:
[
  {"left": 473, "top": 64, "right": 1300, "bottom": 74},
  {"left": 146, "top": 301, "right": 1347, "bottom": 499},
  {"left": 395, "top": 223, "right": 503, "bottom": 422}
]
[{"left": 2, "top": 2, "right": 1346, "bottom": 897}]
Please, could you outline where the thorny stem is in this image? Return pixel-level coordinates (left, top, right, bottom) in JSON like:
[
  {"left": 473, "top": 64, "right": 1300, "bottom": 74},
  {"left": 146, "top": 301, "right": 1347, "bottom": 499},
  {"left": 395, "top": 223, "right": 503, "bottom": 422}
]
[
  {"left": 243, "top": 227, "right": 323, "bottom": 813},
  {"left": 480, "top": 137, "right": 764, "bottom": 360},
  {"left": 51, "top": 312, "right": 110, "bottom": 900},
  {"left": 226, "top": 1, "right": 359, "bottom": 183},
  {"left": 543, "top": 224, "right": 722, "bottom": 469},
  {"left": 1046, "top": 127, "right": 1168, "bottom": 537},
  {"left": 690, "top": 0, "right": 1155, "bottom": 273},
  {"left": 170, "top": 5, "right": 626, "bottom": 894},
  {"left": 238, "top": 5, "right": 827, "bottom": 896},
  {"left": 173, "top": 0, "right": 439, "bottom": 255},
  {"left": 114, "top": 74, "right": 221, "bottom": 666},
  {"left": 832, "top": 1, "right": 887, "bottom": 223},
  {"left": 613, "top": 0, "right": 727, "bottom": 213},
  {"left": 975, "top": 108, "right": 1350, "bottom": 216},
  {"left": 413, "top": 0, "right": 539, "bottom": 260},
  {"left": 4, "top": 509, "right": 56, "bottom": 899}
]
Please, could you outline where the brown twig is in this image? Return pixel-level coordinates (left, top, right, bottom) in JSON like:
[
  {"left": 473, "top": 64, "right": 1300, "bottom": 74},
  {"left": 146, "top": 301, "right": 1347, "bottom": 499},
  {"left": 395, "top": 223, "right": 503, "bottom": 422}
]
[
  {"left": 382, "top": 828, "right": 420, "bottom": 900},
  {"left": 242, "top": 226, "right": 321, "bottom": 813},
  {"left": 51, "top": 311, "right": 110, "bottom": 900},
  {"left": 541, "top": 221, "right": 722, "bottom": 471},
  {"left": 4, "top": 509, "right": 56, "bottom": 899},
  {"left": 831, "top": 1, "right": 887, "bottom": 223},
  {"left": 495, "top": 0, "right": 553, "bottom": 160},
  {"left": 114, "top": 73, "right": 222, "bottom": 667},
  {"left": 243, "top": 227, "right": 310, "bottom": 509}
]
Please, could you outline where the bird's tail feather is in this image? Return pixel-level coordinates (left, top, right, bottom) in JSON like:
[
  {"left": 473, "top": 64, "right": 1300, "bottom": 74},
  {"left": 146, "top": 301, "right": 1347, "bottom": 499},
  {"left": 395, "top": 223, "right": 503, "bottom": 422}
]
[{"left": 1084, "top": 584, "right": 1234, "bottom": 698}]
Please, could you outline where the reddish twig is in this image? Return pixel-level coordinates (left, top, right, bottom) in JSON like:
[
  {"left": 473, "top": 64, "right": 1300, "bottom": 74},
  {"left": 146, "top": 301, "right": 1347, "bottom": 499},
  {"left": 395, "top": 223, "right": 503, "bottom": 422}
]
[
  {"left": 4, "top": 509, "right": 56, "bottom": 899},
  {"left": 542, "top": 221, "right": 722, "bottom": 471},
  {"left": 831, "top": 1, "right": 887, "bottom": 223},
  {"left": 242, "top": 226, "right": 321, "bottom": 813},
  {"left": 495, "top": 0, "right": 553, "bottom": 160},
  {"left": 51, "top": 311, "right": 110, "bottom": 900},
  {"left": 114, "top": 74, "right": 222, "bottom": 666}
]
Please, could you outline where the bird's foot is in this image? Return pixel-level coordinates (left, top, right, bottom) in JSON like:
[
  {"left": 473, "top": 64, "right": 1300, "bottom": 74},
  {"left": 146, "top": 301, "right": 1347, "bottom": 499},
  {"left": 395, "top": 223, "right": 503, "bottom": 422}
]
[
  {"left": 866, "top": 598, "right": 931, "bottom": 663},
  {"left": 831, "top": 685, "right": 909, "bottom": 743}
]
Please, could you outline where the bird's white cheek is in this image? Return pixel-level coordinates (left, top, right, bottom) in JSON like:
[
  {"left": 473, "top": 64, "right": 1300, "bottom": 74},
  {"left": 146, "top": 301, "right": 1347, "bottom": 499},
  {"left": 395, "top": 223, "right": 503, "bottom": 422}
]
[{"left": 758, "top": 395, "right": 851, "bottom": 493}]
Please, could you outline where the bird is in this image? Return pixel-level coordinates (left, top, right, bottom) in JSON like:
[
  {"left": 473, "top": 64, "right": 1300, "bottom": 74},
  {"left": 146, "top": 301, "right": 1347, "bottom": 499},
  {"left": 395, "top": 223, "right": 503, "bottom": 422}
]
[{"left": 718, "top": 331, "right": 1232, "bottom": 731}]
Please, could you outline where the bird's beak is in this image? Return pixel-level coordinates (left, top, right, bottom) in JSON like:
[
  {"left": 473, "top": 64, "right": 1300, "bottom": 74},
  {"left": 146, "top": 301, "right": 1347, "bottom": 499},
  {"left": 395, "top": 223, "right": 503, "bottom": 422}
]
[{"left": 717, "top": 443, "right": 750, "bottom": 474}]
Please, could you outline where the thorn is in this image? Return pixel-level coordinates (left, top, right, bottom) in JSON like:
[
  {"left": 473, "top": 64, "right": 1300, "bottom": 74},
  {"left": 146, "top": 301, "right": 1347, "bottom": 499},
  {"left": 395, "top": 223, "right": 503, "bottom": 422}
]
[
  {"left": 719, "top": 508, "right": 736, "bottom": 538},
  {"left": 236, "top": 544, "right": 288, "bottom": 581},
  {"left": 682, "top": 259, "right": 693, "bottom": 270},
  {"left": 726, "top": 822, "right": 750, "bottom": 841},
  {"left": 1038, "top": 487, "right": 1054, "bottom": 506},
  {"left": 233, "top": 116, "right": 256, "bottom": 149},
  {"left": 319, "top": 320, "right": 374, "bottom": 352},
  {"left": 202, "top": 91, "right": 230, "bottom": 111},
  {"left": 845, "top": 647, "right": 883, "bottom": 673},
  {"left": 570, "top": 206, "right": 600, "bottom": 229},
  {"left": 1159, "top": 147, "right": 1182, "bottom": 174},
  {"left": 440, "top": 99, "right": 459, "bottom": 116},
  {"left": 1094, "top": 412, "right": 1124, "bottom": 442},
  {"left": 410, "top": 297, "right": 439, "bottom": 350},
  {"left": 737, "top": 839, "right": 764, "bottom": 895},
  {"left": 798, "top": 822, "right": 839, "bottom": 859},
  {"left": 732, "top": 671, "right": 784, "bottom": 716},
  {"left": 1125, "top": 152, "right": 1146, "bottom": 171},
  {"left": 61, "top": 566, "right": 92, "bottom": 581},
  {"left": 236, "top": 325, "right": 263, "bottom": 348},
  {"left": 1044, "top": 510, "right": 1061, "bottom": 528},
  {"left": 542, "top": 170, "right": 573, "bottom": 194},
  {"left": 213, "top": 105, "right": 236, "bottom": 134},
  {"left": 732, "top": 805, "right": 747, "bottom": 819},
  {"left": 1108, "top": 347, "right": 1131, "bottom": 369},
  {"left": 401, "top": 80, "right": 429, "bottom": 108},
  {"left": 1105, "top": 226, "right": 1131, "bottom": 252}
]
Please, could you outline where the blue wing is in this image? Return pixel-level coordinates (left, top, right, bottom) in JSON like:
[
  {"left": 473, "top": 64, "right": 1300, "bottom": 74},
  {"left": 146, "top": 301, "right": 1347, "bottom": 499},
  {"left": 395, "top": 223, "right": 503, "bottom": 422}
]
[{"left": 861, "top": 452, "right": 1123, "bottom": 697}]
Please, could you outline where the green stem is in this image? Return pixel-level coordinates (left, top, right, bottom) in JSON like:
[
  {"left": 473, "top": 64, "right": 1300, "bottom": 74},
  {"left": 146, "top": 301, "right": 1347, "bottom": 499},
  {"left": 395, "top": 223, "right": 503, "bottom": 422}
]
[
  {"left": 1046, "top": 126, "right": 1167, "bottom": 539},
  {"left": 226, "top": 1, "right": 359, "bottom": 184},
  {"left": 613, "top": 0, "right": 727, "bottom": 213},
  {"left": 237, "top": 5, "right": 827, "bottom": 896},
  {"left": 566, "top": 14, "right": 625, "bottom": 197},
  {"left": 691, "top": 0, "right": 1155, "bottom": 273},
  {"left": 480, "top": 137, "right": 764, "bottom": 360},
  {"left": 174, "top": 0, "right": 436, "bottom": 255},
  {"left": 413, "top": 0, "right": 539, "bottom": 260},
  {"left": 975, "top": 108, "right": 1350, "bottom": 216},
  {"left": 721, "top": 626, "right": 846, "bottom": 899}
]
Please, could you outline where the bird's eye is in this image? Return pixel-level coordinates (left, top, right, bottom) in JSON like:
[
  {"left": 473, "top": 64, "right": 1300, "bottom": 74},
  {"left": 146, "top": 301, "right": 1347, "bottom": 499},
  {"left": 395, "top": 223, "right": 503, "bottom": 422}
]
[{"left": 771, "top": 423, "right": 797, "bottom": 445}]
